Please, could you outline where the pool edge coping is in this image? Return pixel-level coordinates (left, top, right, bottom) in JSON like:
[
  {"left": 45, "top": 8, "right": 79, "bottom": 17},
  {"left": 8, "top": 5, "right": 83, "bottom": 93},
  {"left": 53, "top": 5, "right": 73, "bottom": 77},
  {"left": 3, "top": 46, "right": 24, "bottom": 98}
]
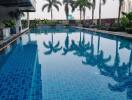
[{"left": 73, "top": 26, "right": 132, "bottom": 39}]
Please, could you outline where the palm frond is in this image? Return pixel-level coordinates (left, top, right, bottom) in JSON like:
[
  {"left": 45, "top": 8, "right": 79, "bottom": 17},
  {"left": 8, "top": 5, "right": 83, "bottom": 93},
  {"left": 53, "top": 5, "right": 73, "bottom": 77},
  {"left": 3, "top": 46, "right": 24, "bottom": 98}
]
[
  {"left": 102, "top": 0, "right": 106, "bottom": 5},
  {"left": 47, "top": 5, "right": 51, "bottom": 12},
  {"left": 42, "top": 4, "right": 49, "bottom": 11},
  {"left": 54, "top": 4, "right": 60, "bottom": 11},
  {"left": 56, "top": 1, "right": 62, "bottom": 6},
  {"left": 43, "top": 42, "right": 50, "bottom": 48}
]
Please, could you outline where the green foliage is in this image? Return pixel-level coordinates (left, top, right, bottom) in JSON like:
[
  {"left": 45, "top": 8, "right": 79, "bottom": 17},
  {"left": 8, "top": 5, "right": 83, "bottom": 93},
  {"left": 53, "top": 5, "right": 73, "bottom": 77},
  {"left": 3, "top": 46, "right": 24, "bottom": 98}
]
[
  {"left": 108, "top": 27, "right": 124, "bottom": 32},
  {"left": 30, "top": 19, "right": 66, "bottom": 28},
  {"left": 30, "top": 19, "right": 41, "bottom": 28},
  {"left": 121, "top": 12, "right": 132, "bottom": 33},
  {"left": 109, "top": 23, "right": 125, "bottom": 32},
  {"left": 21, "top": 20, "right": 28, "bottom": 29},
  {"left": 126, "top": 28, "right": 132, "bottom": 34},
  {"left": 121, "top": 16, "right": 129, "bottom": 28},
  {"left": 2, "top": 20, "right": 16, "bottom": 28},
  {"left": 122, "top": 12, "right": 132, "bottom": 27},
  {"left": 123, "top": 12, "right": 132, "bottom": 21},
  {"left": 42, "top": 0, "right": 62, "bottom": 20}
]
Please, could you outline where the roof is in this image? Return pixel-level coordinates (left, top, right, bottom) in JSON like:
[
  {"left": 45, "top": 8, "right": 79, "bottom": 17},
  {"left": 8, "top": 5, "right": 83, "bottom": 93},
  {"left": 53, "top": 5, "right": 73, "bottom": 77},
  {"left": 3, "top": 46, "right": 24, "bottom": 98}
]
[{"left": 0, "top": 0, "right": 36, "bottom": 12}]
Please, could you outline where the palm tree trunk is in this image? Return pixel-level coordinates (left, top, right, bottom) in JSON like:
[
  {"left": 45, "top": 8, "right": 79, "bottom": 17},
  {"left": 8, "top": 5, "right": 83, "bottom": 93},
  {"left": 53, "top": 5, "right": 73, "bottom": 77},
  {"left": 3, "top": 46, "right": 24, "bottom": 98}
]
[
  {"left": 128, "top": 50, "right": 132, "bottom": 75},
  {"left": 51, "top": 7, "right": 53, "bottom": 21},
  {"left": 83, "top": 9, "right": 85, "bottom": 25},
  {"left": 115, "top": 40, "right": 119, "bottom": 66},
  {"left": 97, "top": 35, "right": 100, "bottom": 54},
  {"left": 99, "top": 0, "right": 102, "bottom": 26},
  {"left": 80, "top": 7, "right": 82, "bottom": 24},
  {"left": 91, "top": 34, "right": 94, "bottom": 54},
  {"left": 65, "top": 4, "right": 69, "bottom": 20},
  {"left": 118, "top": 3, "right": 122, "bottom": 24},
  {"left": 51, "top": 33, "right": 53, "bottom": 44},
  {"left": 92, "top": 7, "right": 94, "bottom": 24},
  {"left": 80, "top": 32, "right": 82, "bottom": 42}
]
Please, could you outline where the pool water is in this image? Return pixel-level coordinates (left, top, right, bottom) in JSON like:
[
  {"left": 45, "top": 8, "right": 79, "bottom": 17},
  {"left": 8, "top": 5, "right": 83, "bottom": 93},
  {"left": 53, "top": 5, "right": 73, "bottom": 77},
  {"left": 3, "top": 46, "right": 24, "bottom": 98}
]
[{"left": 0, "top": 27, "right": 132, "bottom": 100}]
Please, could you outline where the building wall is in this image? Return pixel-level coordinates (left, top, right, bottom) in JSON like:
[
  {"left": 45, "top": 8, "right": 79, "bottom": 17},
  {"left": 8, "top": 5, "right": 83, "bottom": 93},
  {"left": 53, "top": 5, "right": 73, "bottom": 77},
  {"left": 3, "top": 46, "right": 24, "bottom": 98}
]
[
  {"left": 0, "top": 6, "right": 22, "bottom": 33},
  {"left": 0, "top": 6, "right": 17, "bottom": 28},
  {"left": 122, "top": 0, "right": 132, "bottom": 13}
]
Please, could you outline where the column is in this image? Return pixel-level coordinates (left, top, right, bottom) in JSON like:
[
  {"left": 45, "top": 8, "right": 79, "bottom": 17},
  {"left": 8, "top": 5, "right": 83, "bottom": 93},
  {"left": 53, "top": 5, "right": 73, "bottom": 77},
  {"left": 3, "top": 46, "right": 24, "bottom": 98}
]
[{"left": 27, "top": 12, "right": 30, "bottom": 29}]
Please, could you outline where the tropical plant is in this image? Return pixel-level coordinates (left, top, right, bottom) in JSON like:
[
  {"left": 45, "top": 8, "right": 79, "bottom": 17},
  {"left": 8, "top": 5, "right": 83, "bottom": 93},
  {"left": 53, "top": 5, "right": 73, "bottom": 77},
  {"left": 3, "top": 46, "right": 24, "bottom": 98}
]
[
  {"left": 42, "top": 0, "right": 62, "bottom": 21},
  {"left": 122, "top": 12, "right": 132, "bottom": 27},
  {"left": 91, "top": 0, "right": 96, "bottom": 24},
  {"left": 2, "top": 20, "right": 16, "bottom": 28},
  {"left": 99, "top": 0, "right": 106, "bottom": 26},
  {"left": 72, "top": 0, "right": 91, "bottom": 22},
  {"left": 117, "top": 0, "right": 124, "bottom": 24},
  {"left": 121, "top": 16, "right": 129, "bottom": 28},
  {"left": 63, "top": 0, "right": 74, "bottom": 20}
]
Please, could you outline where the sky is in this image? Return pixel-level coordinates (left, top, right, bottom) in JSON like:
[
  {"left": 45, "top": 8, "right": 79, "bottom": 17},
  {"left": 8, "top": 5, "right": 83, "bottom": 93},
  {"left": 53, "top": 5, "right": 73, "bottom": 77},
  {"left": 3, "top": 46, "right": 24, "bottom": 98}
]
[{"left": 27, "top": 0, "right": 120, "bottom": 20}]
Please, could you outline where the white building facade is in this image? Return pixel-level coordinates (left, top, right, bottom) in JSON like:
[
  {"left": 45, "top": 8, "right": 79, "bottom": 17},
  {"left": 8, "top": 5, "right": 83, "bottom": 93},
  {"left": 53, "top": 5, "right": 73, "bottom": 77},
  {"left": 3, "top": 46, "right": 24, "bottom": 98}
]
[{"left": 122, "top": 0, "right": 132, "bottom": 13}]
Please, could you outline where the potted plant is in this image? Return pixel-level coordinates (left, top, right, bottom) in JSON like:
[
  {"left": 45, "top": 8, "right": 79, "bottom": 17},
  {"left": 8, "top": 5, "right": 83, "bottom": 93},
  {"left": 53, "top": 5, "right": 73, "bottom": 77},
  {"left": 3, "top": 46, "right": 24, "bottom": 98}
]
[
  {"left": 3, "top": 20, "right": 16, "bottom": 34},
  {"left": 2, "top": 20, "right": 12, "bottom": 39},
  {"left": 8, "top": 9, "right": 25, "bottom": 33}
]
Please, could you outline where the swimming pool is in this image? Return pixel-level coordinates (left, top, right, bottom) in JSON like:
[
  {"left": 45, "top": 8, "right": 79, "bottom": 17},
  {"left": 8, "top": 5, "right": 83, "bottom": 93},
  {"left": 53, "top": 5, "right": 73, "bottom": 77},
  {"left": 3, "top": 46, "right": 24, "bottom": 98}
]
[{"left": 0, "top": 26, "right": 132, "bottom": 100}]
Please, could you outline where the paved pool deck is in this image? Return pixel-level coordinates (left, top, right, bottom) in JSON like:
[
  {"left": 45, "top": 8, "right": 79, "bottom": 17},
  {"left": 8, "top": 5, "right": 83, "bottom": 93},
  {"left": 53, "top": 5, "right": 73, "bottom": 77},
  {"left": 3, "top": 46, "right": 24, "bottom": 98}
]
[{"left": 74, "top": 26, "right": 132, "bottom": 39}]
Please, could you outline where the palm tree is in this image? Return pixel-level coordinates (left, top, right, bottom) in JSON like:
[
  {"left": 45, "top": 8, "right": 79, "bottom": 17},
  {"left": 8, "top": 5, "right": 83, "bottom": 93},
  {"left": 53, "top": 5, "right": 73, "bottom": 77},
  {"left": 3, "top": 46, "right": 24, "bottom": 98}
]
[
  {"left": 82, "top": 4, "right": 91, "bottom": 23},
  {"left": 72, "top": 0, "right": 91, "bottom": 23},
  {"left": 42, "top": 0, "right": 62, "bottom": 21},
  {"left": 117, "top": 0, "right": 124, "bottom": 24},
  {"left": 43, "top": 33, "right": 62, "bottom": 55},
  {"left": 91, "top": 0, "right": 96, "bottom": 24},
  {"left": 82, "top": 34, "right": 97, "bottom": 66},
  {"left": 99, "top": 0, "right": 106, "bottom": 26},
  {"left": 63, "top": 0, "right": 73, "bottom": 20}
]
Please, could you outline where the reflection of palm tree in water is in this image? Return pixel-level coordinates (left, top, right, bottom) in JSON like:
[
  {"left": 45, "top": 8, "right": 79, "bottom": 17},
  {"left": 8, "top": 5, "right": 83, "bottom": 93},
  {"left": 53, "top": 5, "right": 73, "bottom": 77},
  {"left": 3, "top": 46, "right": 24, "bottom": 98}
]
[
  {"left": 62, "top": 32, "right": 73, "bottom": 55},
  {"left": 100, "top": 40, "right": 130, "bottom": 83},
  {"left": 70, "top": 32, "right": 90, "bottom": 56},
  {"left": 43, "top": 33, "right": 62, "bottom": 55},
  {"left": 108, "top": 42, "right": 132, "bottom": 99},
  {"left": 82, "top": 34, "right": 111, "bottom": 66},
  {"left": 99, "top": 40, "right": 120, "bottom": 78},
  {"left": 96, "top": 34, "right": 111, "bottom": 71},
  {"left": 82, "top": 33, "right": 97, "bottom": 66}
]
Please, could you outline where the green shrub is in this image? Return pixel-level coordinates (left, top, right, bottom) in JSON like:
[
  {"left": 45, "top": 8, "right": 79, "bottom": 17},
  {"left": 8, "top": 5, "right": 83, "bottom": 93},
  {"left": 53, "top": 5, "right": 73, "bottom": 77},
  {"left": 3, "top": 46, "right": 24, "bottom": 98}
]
[
  {"left": 2, "top": 20, "right": 16, "bottom": 28},
  {"left": 108, "top": 27, "right": 125, "bottom": 32},
  {"left": 108, "top": 22, "right": 125, "bottom": 32},
  {"left": 21, "top": 20, "right": 28, "bottom": 29},
  {"left": 126, "top": 28, "right": 132, "bottom": 34},
  {"left": 121, "top": 17, "right": 129, "bottom": 28}
]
